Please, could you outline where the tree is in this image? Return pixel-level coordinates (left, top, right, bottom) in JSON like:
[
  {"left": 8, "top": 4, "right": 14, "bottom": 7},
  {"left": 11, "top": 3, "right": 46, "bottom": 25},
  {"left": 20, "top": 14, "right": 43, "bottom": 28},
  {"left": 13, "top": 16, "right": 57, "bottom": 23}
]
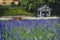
[{"left": 19, "top": 0, "right": 60, "bottom": 16}]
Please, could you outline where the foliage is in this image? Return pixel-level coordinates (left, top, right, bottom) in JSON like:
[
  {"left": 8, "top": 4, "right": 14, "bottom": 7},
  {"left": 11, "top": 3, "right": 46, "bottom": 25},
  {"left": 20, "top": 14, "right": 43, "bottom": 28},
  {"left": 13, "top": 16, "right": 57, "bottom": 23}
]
[
  {"left": 1, "top": 19, "right": 60, "bottom": 40},
  {"left": 3, "top": 24, "right": 60, "bottom": 40},
  {"left": 19, "top": 0, "right": 60, "bottom": 16},
  {"left": 0, "top": 5, "right": 9, "bottom": 16},
  {"left": 11, "top": 2, "right": 16, "bottom": 7},
  {"left": 0, "top": 5, "right": 34, "bottom": 16},
  {"left": 0, "top": 0, "right": 60, "bottom": 16},
  {"left": 4, "top": 7, "right": 34, "bottom": 16}
]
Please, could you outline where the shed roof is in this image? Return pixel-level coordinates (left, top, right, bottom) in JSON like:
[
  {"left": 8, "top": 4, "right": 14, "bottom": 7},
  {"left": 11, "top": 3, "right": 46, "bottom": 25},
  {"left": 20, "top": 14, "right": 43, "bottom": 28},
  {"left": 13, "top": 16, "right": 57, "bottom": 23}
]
[{"left": 37, "top": 5, "right": 52, "bottom": 11}]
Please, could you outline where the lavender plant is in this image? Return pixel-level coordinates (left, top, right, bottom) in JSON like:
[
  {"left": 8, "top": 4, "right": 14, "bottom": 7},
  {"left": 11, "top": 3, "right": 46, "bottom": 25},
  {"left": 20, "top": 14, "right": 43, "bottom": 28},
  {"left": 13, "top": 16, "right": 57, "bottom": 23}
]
[{"left": 1, "top": 19, "right": 60, "bottom": 40}]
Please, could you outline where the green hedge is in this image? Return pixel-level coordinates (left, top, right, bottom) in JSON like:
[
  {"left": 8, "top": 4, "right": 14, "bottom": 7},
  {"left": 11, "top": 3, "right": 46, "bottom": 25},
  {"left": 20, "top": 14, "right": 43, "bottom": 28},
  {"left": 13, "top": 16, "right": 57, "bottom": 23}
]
[
  {"left": 0, "top": 5, "right": 34, "bottom": 16},
  {"left": 4, "top": 7, "right": 34, "bottom": 16}
]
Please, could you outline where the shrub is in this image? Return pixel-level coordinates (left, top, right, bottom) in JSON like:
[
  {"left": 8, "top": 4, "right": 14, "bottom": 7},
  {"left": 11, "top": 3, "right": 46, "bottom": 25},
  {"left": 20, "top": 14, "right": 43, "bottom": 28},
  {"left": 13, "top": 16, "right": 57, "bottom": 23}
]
[
  {"left": 11, "top": 2, "right": 16, "bottom": 7},
  {"left": 4, "top": 7, "right": 34, "bottom": 16}
]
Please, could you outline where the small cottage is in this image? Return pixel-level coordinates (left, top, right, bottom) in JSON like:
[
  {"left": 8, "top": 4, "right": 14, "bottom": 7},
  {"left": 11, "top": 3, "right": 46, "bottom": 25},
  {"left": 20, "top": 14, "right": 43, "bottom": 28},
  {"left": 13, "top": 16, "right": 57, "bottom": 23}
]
[{"left": 37, "top": 5, "right": 52, "bottom": 17}]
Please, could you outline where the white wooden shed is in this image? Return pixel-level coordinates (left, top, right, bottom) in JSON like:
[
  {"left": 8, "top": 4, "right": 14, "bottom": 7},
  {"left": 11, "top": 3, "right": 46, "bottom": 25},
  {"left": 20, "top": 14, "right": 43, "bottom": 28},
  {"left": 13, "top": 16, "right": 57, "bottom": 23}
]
[{"left": 37, "top": 5, "right": 52, "bottom": 17}]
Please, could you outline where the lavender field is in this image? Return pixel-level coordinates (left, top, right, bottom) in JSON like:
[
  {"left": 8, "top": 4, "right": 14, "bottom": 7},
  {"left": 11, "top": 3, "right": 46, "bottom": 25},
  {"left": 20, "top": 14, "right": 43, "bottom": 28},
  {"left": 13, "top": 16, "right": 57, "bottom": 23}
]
[{"left": 0, "top": 19, "right": 60, "bottom": 40}]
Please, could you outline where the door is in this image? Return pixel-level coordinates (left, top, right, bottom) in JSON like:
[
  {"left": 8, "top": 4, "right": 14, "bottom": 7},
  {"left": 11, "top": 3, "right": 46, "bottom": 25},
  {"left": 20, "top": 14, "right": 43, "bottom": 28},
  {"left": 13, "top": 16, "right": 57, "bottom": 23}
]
[{"left": 42, "top": 11, "right": 49, "bottom": 17}]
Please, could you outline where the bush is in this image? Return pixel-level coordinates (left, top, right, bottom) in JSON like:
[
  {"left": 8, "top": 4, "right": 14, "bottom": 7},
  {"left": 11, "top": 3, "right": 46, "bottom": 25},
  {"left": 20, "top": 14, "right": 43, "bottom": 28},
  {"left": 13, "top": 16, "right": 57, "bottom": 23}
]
[
  {"left": 11, "top": 2, "right": 16, "bottom": 7},
  {"left": 4, "top": 7, "right": 34, "bottom": 16},
  {"left": 0, "top": 5, "right": 34, "bottom": 16}
]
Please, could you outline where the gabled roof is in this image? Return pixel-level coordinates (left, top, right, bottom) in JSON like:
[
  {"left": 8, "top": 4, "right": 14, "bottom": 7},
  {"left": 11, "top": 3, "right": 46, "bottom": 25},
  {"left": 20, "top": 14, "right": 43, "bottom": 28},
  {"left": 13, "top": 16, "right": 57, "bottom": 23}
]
[{"left": 37, "top": 5, "right": 52, "bottom": 11}]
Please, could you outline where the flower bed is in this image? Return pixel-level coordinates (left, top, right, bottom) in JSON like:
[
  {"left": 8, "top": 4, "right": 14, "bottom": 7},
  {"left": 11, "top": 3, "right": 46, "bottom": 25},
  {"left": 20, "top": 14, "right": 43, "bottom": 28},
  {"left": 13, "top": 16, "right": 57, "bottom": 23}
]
[{"left": 0, "top": 19, "right": 60, "bottom": 40}]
